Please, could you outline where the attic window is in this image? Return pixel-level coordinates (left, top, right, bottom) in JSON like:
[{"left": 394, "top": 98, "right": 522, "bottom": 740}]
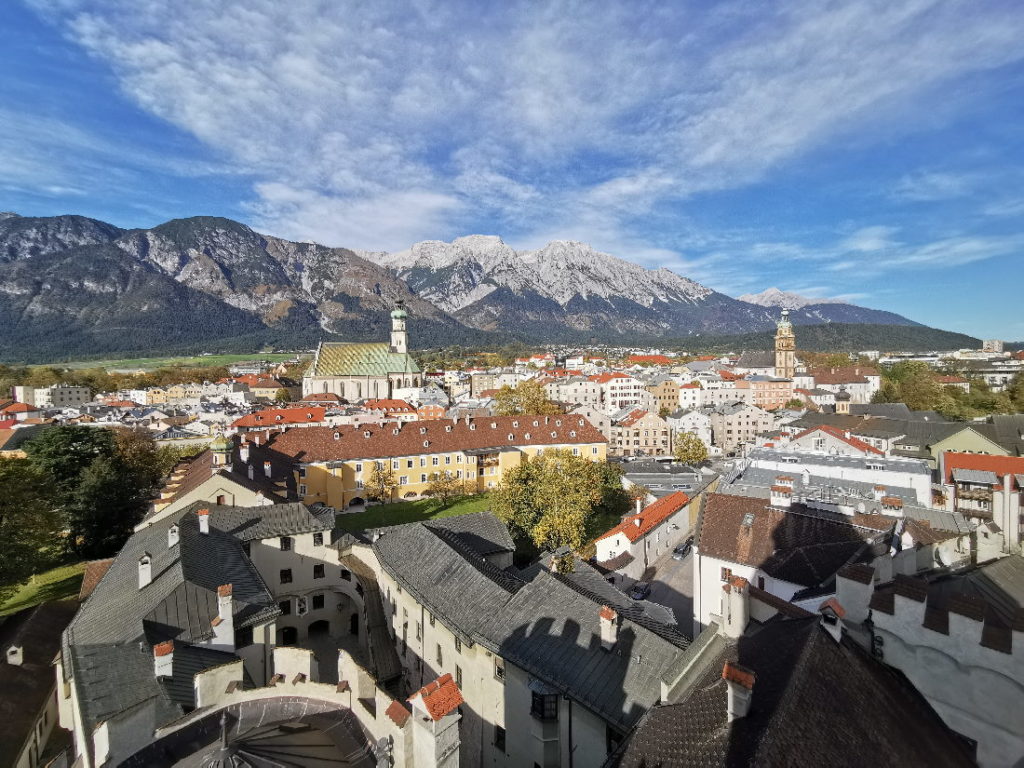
[
  {"left": 525, "top": 432, "right": 531, "bottom": 439},
  {"left": 469, "top": 424, "right": 476, "bottom": 431},
  {"left": 570, "top": 430, "right": 576, "bottom": 438},
  {"left": 555, "top": 420, "right": 562, "bottom": 427},
  {"left": 551, "top": 431, "right": 557, "bottom": 438},
  {"left": 420, "top": 427, "right": 427, "bottom": 434},
  {"left": 334, "top": 432, "right": 340, "bottom": 440},
  {"left": 445, "top": 425, "right": 452, "bottom": 432},
  {"left": 741, "top": 512, "right": 755, "bottom": 527},
  {"left": 393, "top": 428, "right": 400, "bottom": 435},
  {"left": 508, "top": 433, "right": 514, "bottom": 441},
  {"left": 578, "top": 419, "right": 585, "bottom": 426},
  {"left": 533, "top": 420, "right": 539, "bottom": 427},
  {"left": 512, "top": 420, "right": 519, "bottom": 428},
  {"left": 423, "top": 440, "right": 430, "bottom": 448},
  {"left": 490, "top": 422, "right": 497, "bottom": 429},
  {"left": 307, "top": 413, "right": 313, "bottom": 419},
  {"left": 363, "top": 431, "right": 371, "bottom": 438}
]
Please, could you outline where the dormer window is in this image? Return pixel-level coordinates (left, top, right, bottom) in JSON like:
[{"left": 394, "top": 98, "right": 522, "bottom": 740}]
[
  {"left": 512, "top": 420, "right": 519, "bottom": 428},
  {"left": 525, "top": 432, "right": 531, "bottom": 440},
  {"left": 334, "top": 432, "right": 340, "bottom": 440},
  {"left": 508, "top": 433, "right": 514, "bottom": 441},
  {"left": 490, "top": 422, "right": 497, "bottom": 429},
  {"left": 363, "top": 431, "right": 371, "bottom": 438},
  {"left": 533, "top": 420, "right": 539, "bottom": 427},
  {"left": 423, "top": 440, "right": 430, "bottom": 448},
  {"left": 469, "top": 423, "right": 476, "bottom": 430},
  {"left": 445, "top": 425, "right": 452, "bottom": 432},
  {"left": 276, "top": 415, "right": 282, "bottom": 421},
  {"left": 551, "top": 431, "right": 557, "bottom": 438}
]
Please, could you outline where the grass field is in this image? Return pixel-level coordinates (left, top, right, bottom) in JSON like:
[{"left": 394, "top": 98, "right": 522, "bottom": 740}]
[
  {"left": 0, "top": 562, "right": 86, "bottom": 616},
  {"left": 57, "top": 352, "right": 305, "bottom": 371},
  {"left": 335, "top": 494, "right": 493, "bottom": 532}
]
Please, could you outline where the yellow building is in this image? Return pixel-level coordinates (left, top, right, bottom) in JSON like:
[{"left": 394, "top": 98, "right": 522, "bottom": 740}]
[{"left": 262, "top": 414, "right": 608, "bottom": 509}]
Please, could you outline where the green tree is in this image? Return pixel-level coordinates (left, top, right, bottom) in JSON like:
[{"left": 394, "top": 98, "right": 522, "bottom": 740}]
[
  {"left": 67, "top": 455, "right": 146, "bottom": 558},
  {"left": 673, "top": 431, "right": 709, "bottom": 466},
  {"left": 784, "top": 398, "right": 805, "bottom": 410},
  {"left": 366, "top": 462, "right": 399, "bottom": 503},
  {"left": 1008, "top": 372, "right": 1024, "bottom": 411},
  {"left": 112, "top": 427, "right": 163, "bottom": 493},
  {"left": 658, "top": 405, "right": 671, "bottom": 419},
  {"left": 493, "top": 450, "right": 628, "bottom": 558},
  {"left": 493, "top": 379, "right": 561, "bottom": 416},
  {"left": 424, "top": 471, "right": 463, "bottom": 507},
  {"left": 274, "top": 388, "right": 292, "bottom": 403},
  {"left": 0, "top": 460, "right": 61, "bottom": 602},
  {"left": 155, "top": 443, "right": 201, "bottom": 477},
  {"left": 25, "top": 425, "right": 116, "bottom": 498}
]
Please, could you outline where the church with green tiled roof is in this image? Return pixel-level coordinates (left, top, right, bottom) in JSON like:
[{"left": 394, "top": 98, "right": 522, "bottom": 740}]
[{"left": 301, "top": 302, "right": 422, "bottom": 400}]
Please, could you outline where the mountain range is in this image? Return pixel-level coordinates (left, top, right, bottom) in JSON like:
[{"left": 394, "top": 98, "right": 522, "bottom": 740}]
[{"left": 0, "top": 213, "right": 977, "bottom": 363}]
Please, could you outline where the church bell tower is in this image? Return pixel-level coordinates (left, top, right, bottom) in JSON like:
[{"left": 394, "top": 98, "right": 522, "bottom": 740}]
[
  {"left": 390, "top": 300, "right": 408, "bottom": 354},
  {"left": 774, "top": 308, "right": 796, "bottom": 379}
]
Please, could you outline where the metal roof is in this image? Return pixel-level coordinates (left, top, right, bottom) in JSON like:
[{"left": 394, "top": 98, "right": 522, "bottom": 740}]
[{"left": 307, "top": 341, "right": 420, "bottom": 378}]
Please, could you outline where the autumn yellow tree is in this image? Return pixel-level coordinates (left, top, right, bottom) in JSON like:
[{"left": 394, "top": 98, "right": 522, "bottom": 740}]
[
  {"left": 673, "top": 431, "right": 709, "bottom": 465},
  {"left": 493, "top": 449, "right": 629, "bottom": 566},
  {"left": 493, "top": 379, "right": 561, "bottom": 416},
  {"left": 366, "top": 462, "right": 399, "bottom": 503},
  {"left": 424, "top": 470, "right": 463, "bottom": 507}
]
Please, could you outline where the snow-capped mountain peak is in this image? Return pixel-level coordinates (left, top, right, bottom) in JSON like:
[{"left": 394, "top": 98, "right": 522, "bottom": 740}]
[{"left": 737, "top": 287, "right": 847, "bottom": 310}]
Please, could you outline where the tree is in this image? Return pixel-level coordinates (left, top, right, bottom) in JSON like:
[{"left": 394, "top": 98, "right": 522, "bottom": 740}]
[
  {"left": 673, "top": 431, "right": 709, "bottom": 466},
  {"left": 24, "top": 425, "right": 116, "bottom": 498},
  {"left": 658, "top": 405, "right": 671, "bottom": 419},
  {"left": 493, "top": 379, "right": 561, "bottom": 416},
  {"left": 366, "top": 462, "right": 399, "bottom": 503},
  {"left": 493, "top": 450, "right": 629, "bottom": 558},
  {"left": 784, "top": 398, "right": 805, "bottom": 410},
  {"left": 424, "top": 471, "right": 462, "bottom": 507},
  {"left": 112, "top": 427, "right": 163, "bottom": 493},
  {"left": 0, "top": 460, "right": 60, "bottom": 602},
  {"left": 274, "top": 388, "right": 292, "bottom": 403},
  {"left": 67, "top": 455, "right": 146, "bottom": 558}
]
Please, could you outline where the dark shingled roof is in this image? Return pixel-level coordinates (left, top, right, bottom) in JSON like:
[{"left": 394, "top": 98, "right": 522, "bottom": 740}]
[
  {"left": 372, "top": 514, "right": 690, "bottom": 730},
  {"left": 0, "top": 600, "right": 79, "bottom": 760},
  {"left": 611, "top": 618, "right": 975, "bottom": 768},
  {"left": 697, "top": 494, "right": 890, "bottom": 588}
]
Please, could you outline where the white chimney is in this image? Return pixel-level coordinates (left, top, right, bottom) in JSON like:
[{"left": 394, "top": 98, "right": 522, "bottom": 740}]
[
  {"left": 154, "top": 641, "right": 174, "bottom": 678},
  {"left": 198, "top": 508, "right": 210, "bottom": 535},
  {"left": 167, "top": 524, "right": 179, "bottom": 549},
  {"left": 722, "top": 661, "right": 755, "bottom": 720},
  {"left": 138, "top": 553, "right": 153, "bottom": 589},
  {"left": 873, "top": 485, "right": 886, "bottom": 501},
  {"left": 599, "top": 605, "right": 619, "bottom": 650},
  {"left": 211, "top": 584, "right": 235, "bottom": 649},
  {"left": 722, "top": 577, "right": 749, "bottom": 639},
  {"left": 6, "top": 645, "right": 24, "bottom": 666},
  {"left": 239, "top": 444, "right": 250, "bottom": 463},
  {"left": 264, "top": 461, "right": 272, "bottom": 478},
  {"left": 248, "top": 464, "right": 254, "bottom": 480}
]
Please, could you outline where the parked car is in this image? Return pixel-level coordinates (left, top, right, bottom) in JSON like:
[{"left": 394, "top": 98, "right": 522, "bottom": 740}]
[
  {"left": 672, "top": 538, "right": 694, "bottom": 561},
  {"left": 629, "top": 582, "right": 651, "bottom": 600}
]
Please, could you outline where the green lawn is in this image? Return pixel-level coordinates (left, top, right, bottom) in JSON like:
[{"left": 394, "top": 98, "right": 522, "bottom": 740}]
[
  {"left": 336, "top": 494, "right": 494, "bottom": 532},
  {"left": 0, "top": 561, "right": 86, "bottom": 616},
  {"left": 57, "top": 352, "right": 304, "bottom": 372}
]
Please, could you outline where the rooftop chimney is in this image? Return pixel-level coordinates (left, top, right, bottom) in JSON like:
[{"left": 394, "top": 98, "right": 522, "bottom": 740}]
[
  {"left": 722, "top": 661, "right": 755, "bottom": 721},
  {"left": 599, "top": 605, "right": 619, "bottom": 650},
  {"left": 873, "top": 485, "right": 886, "bottom": 501},
  {"left": 818, "top": 598, "right": 846, "bottom": 643},
  {"left": 6, "top": 645, "right": 24, "bottom": 666},
  {"left": 264, "top": 461, "right": 272, "bottom": 478},
  {"left": 154, "top": 641, "right": 174, "bottom": 678},
  {"left": 198, "top": 508, "right": 210, "bottom": 535},
  {"left": 212, "top": 584, "right": 235, "bottom": 649},
  {"left": 239, "top": 444, "right": 250, "bottom": 463},
  {"left": 138, "top": 553, "right": 153, "bottom": 589},
  {"left": 168, "top": 524, "right": 179, "bottom": 549},
  {"left": 722, "top": 576, "right": 750, "bottom": 639}
]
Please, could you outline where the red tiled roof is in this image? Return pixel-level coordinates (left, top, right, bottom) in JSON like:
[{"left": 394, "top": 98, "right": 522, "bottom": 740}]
[
  {"left": 385, "top": 699, "right": 410, "bottom": 727},
  {"left": 618, "top": 409, "right": 649, "bottom": 427},
  {"left": 792, "top": 424, "right": 883, "bottom": 455},
  {"left": 78, "top": 558, "right": 115, "bottom": 600},
  {"left": 595, "top": 491, "right": 690, "bottom": 543},
  {"left": 301, "top": 392, "right": 343, "bottom": 403},
  {"left": 232, "top": 407, "right": 326, "bottom": 428},
  {"left": 599, "top": 605, "right": 617, "bottom": 621},
  {"left": 589, "top": 372, "right": 631, "bottom": 384},
  {"left": 1, "top": 402, "right": 38, "bottom": 413},
  {"left": 266, "top": 415, "right": 606, "bottom": 463},
  {"left": 680, "top": 381, "right": 702, "bottom": 389},
  {"left": 364, "top": 398, "right": 415, "bottom": 413},
  {"left": 722, "top": 661, "right": 755, "bottom": 689},
  {"left": 410, "top": 673, "right": 464, "bottom": 721},
  {"left": 628, "top": 354, "right": 673, "bottom": 365},
  {"left": 819, "top": 597, "right": 846, "bottom": 618},
  {"left": 943, "top": 452, "right": 1024, "bottom": 486}
]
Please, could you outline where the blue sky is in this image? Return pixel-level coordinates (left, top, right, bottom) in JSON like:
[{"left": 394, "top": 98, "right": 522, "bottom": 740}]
[{"left": 3, "top": 0, "right": 1023, "bottom": 339}]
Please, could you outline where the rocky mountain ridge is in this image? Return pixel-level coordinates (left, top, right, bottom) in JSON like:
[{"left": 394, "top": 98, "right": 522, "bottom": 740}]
[{"left": 0, "top": 212, "right": 953, "bottom": 362}]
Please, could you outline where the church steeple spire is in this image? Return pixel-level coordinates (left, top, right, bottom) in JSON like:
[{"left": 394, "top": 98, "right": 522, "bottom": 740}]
[{"left": 774, "top": 308, "right": 795, "bottom": 379}]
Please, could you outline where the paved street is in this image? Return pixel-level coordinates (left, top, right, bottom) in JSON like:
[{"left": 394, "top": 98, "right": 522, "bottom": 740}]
[{"left": 646, "top": 547, "right": 694, "bottom": 636}]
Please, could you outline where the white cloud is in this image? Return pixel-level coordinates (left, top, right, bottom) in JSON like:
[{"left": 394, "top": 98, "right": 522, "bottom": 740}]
[
  {"left": 25, "top": 0, "right": 1024, "bottom": 253},
  {"left": 892, "top": 171, "right": 978, "bottom": 201}
]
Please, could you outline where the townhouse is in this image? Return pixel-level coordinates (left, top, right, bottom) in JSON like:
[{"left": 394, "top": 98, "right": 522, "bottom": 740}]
[
  {"left": 609, "top": 409, "right": 672, "bottom": 457},
  {"left": 263, "top": 415, "right": 607, "bottom": 509}
]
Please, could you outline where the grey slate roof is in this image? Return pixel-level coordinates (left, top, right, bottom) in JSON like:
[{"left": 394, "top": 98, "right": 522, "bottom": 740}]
[
  {"left": 735, "top": 350, "right": 775, "bottom": 369},
  {"left": 952, "top": 467, "right": 1000, "bottom": 484},
  {"left": 372, "top": 515, "right": 691, "bottom": 730},
  {"left": 611, "top": 617, "right": 975, "bottom": 768},
  {"left": 62, "top": 502, "right": 323, "bottom": 738}
]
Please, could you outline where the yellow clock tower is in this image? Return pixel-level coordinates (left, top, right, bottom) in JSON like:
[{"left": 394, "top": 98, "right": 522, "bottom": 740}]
[{"left": 774, "top": 309, "right": 796, "bottom": 379}]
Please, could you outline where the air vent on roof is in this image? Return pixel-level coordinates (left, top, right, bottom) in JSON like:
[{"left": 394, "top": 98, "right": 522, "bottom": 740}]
[
  {"left": 555, "top": 419, "right": 562, "bottom": 427},
  {"left": 533, "top": 420, "right": 539, "bottom": 427},
  {"left": 570, "top": 430, "right": 576, "bottom": 438},
  {"left": 490, "top": 422, "right": 497, "bottom": 429},
  {"left": 445, "top": 425, "right": 452, "bottom": 432},
  {"left": 363, "top": 431, "right": 371, "bottom": 438},
  {"left": 551, "top": 431, "right": 557, "bottom": 438},
  {"left": 469, "top": 423, "right": 476, "bottom": 430},
  {"left": 420, "top": 427, "right": 427, "bottom": 434},
  {"left": 423, "top": 440, "right": 430, "bottom": 448},
  {"left": 525, "top": 432, "right": 531, "bottom": 440},
  {"left": 393, "top": 428, "right": 400, "bottom": 435},
  {"left": 508, "top": 433, "right": 514, "bottom": 441},
  {"left": 578, "top": 418, "right": 585, "bottom": 426},
  {"left": 333, "top": 432, "right": 340, "bottom": 440}
]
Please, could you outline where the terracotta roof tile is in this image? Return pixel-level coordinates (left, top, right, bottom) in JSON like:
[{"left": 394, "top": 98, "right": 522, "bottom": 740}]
[
  {"left": 594, "top": 492, "right": 690, "bottom": 543},
  {"left": 265, "top": 415, "right": 605, "bottom": 463},
  {"left": 232, "top": 407, "right": 326, "bottom": 428},
  {"left": 385, "top": 699, "right": 410, "bottom": 727},
  {"left": 721, "top": 661, "right": 755, "bottom": 690},
  {"left": 410, "top": 672, "right": 464, "bottom": 721},
  {"left": 791, "top": 424, "right": 883, "bottom": 455},
  {"left": 78, "top": 558, "right": 115, "bottom": 600}
]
